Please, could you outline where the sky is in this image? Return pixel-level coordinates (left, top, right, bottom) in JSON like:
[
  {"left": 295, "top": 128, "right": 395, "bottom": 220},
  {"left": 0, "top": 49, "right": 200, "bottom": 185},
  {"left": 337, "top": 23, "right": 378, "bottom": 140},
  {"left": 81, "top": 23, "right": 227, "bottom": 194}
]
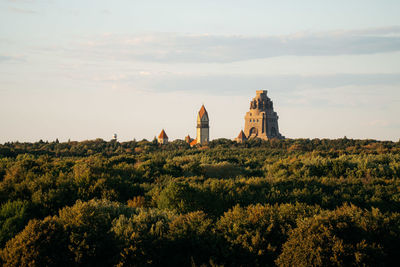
[{"left": 1, "top": 0, "right": 400, "bottom": 143}]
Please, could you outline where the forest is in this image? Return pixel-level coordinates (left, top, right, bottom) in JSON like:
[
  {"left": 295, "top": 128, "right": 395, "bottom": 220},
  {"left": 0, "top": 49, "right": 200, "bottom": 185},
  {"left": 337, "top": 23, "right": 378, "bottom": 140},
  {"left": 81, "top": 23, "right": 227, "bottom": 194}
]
[{"left": 0, "top": 137, "right": 400, "bottom": 266}]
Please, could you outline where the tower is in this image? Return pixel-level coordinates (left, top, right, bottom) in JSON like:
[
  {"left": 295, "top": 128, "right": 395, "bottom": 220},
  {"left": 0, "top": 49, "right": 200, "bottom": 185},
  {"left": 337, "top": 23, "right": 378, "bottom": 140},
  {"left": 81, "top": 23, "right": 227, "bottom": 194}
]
[
  {"left": 196, "top": 105, "right": 209, "bottom": 145},
  {"left": 244, "top": 90, "right": 284, "bottom": 140},
  {"left": 158, "top": 129, "right": 168, "bottom": 144}
]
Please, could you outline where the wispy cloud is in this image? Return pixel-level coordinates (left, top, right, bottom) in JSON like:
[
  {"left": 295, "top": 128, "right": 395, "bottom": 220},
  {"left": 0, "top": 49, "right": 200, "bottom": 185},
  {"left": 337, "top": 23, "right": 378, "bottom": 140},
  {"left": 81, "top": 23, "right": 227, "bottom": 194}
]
[
  {"left": 0, "top": 55, "right": 25, "bottom": 63},
  {"left": 8, "top": 7, "right": 37, "bottom": 14},
  {"left": 68, "top": 27, "right": 400, "bottom": 63},
  {"left": 86, "top": 72, "right": 400, "bottom": 96}
]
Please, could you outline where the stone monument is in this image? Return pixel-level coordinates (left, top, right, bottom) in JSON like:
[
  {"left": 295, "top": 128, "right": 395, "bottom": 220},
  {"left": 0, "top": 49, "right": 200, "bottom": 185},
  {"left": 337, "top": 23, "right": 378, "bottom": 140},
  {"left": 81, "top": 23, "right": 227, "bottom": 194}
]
[{"left": 244, "top": 90, "right": 284, "bottom": 140}]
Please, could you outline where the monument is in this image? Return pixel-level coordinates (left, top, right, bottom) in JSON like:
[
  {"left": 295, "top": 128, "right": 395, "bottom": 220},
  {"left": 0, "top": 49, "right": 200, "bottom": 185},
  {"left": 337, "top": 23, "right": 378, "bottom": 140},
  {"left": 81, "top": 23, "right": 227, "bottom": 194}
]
[{"left": 243, "top": 90, "right": 284, "bottom": 140}]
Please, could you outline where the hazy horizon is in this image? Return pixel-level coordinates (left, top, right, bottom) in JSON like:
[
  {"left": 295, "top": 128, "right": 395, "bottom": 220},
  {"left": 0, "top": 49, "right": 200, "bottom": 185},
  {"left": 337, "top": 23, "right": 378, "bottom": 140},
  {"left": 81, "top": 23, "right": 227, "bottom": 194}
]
[{"left": 1, "top": 0, "right": 400, "bottom": 143}]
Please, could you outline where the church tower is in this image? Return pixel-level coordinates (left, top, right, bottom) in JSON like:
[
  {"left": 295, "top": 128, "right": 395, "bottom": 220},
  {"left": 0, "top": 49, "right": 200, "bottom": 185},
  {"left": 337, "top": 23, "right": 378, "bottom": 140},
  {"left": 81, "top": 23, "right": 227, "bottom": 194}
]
[
  {"left": 196, "top": 105, "right": 209, "bottom": 145},
  {"left": 244, "top": 90, "right": 284, "bottom": 140}
]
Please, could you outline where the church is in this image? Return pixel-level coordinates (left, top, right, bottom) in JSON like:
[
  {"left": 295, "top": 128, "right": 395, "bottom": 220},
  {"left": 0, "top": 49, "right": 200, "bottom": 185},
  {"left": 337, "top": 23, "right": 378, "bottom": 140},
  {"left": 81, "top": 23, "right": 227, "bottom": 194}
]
[{"left": 157, "top": 90, "right": 283, "bottom": 145}]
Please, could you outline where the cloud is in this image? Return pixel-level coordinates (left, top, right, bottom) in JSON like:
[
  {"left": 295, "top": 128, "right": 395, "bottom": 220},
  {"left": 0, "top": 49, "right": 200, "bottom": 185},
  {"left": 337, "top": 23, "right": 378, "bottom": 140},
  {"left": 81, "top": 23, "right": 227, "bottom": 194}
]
[
  {"left": 89, "top": 72, "right": 400, "bottom": 96},
  {"left": 0, "top": 55, "right": 25, "bottom": 63},
  {"left": 367, "top": 120, "right": 391, "bottom": 127},
  {"left": 8, "top": 7, "right": 37, "bottom": 14},
  {"left": 66, "top": 69, "right": 400, "bottom": 113},
  {"left": 0, "top": 56, "right": 12, "bottom": 62},
  {"left": 70, "top": 27, "right": 400, "bottom": 63}
]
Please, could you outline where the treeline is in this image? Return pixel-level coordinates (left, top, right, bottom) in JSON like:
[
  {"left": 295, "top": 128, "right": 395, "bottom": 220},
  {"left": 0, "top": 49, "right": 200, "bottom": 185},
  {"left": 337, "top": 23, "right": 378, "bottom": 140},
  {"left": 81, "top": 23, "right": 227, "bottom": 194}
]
[
  {"left": 0, "top": 138, "right": 400, "bottom": 266},
  {"left": 1, "top": 137, "right": 399, "bottom": 157}
]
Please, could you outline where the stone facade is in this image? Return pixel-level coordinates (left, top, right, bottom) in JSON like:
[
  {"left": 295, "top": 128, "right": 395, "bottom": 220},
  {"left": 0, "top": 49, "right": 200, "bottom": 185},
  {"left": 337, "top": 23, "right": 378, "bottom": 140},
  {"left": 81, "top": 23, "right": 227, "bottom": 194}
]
[{"left": 244, "top": 90, "right": 284, "bottom": 140}]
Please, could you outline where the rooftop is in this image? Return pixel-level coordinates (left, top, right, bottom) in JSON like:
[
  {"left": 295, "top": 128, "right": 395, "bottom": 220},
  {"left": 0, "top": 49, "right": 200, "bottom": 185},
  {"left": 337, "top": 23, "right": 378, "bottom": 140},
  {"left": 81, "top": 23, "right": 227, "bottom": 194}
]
[
  {"left": 158, "top": 129, "right": 168, "bottom": 139},
  {"left": 237, "top": 130, "right": 246, "bottom": 139},
  {"left": 198, "top": 105, "right": 208, "bottom": 119},
  {"left": 256, "top": 90, "right": 268, "bottom": 95}
]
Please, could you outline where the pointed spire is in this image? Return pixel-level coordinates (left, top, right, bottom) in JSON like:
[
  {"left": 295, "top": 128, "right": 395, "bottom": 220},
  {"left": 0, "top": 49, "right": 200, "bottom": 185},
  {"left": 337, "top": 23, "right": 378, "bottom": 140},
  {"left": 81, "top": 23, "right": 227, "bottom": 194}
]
[
  {"left": 198, "top": 105, "right": 208, "bottom": 119},
  {"left": 235, "top": 130, "right": 247, "bottom": 143},
  {"left": 158, "top": 129, "right": 168, "bottom": 139},
  {"left": 237, "top": 130, "right": 246, "bottom": 139},
  {"left": 185, "top": 134, "right": 192, "bottom": 143}
]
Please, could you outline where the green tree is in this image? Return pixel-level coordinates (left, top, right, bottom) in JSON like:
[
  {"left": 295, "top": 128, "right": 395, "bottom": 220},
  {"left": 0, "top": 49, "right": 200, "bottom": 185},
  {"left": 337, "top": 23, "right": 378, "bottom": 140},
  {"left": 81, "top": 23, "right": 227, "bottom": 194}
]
[
  {"left": 57, "top": 199, "right": 135, "bottom": 267},
  {"left": 276, "top": 204, "right": 400, "bottom": 267},
  {"left": 0, "top": 200, "right": 31, "bottom": 246},
  {"left": 157, "top": 182, "right": 199, "bottom": 213},
  {"left": 1, "top": 217, "right": 72, "bottom": 267},
  {"left": 112, "top": 209, "right": 176, "bottom": 266},
  {"left": 168, "top": 211, "right": 217, "bottom": 265},
  {"left": 216, "top": 203, "right": 320, "bottom": 266}
]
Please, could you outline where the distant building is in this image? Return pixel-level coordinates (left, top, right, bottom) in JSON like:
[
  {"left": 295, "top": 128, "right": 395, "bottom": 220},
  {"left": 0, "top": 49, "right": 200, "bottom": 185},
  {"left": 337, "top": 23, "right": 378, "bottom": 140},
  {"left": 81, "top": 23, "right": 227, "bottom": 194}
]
[
  {"left": 197, "top": 105, "right": 209, "bottom": 145},
  {"left": 153, "top": 91, "right": 284, "bottom": 146},
  {"left": 158, "top": 129, "right": 168, "bottom": 144},
  {"left": 244, "top": 90, "right": 284, "bottom": 140},
  {"left": 185, "top": 134, "right": 193, "bottom": 144},
  {"left": 235, "top": 130, "right": 247, "bottom": 143},
  {"left": 189, "top": 139, "right": 198, "bottom": 147},
  {"left": 187, "top": 105, "right": 210, "bottom": 147},
  {"left": 185, "top": 134, "right": 197, "bottom": 147},
  {"left": 195, "top": 105, "right": 210, "bottom": 146}
]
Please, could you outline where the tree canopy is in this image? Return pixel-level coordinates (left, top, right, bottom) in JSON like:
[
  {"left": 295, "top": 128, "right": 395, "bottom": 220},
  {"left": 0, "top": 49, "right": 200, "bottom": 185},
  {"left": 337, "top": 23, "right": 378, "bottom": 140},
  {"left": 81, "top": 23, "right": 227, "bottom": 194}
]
[{"left": 0, "top": 138, "right": 400, "bottom": 266}]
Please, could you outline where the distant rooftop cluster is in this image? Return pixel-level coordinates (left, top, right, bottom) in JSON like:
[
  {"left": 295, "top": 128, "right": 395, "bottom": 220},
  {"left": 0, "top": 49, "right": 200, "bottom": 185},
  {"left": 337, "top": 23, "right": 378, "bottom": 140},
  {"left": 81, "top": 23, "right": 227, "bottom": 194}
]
[
  {"left": 155, "top": 90, "right": 284, "bottom": 146},
  {"left": 157, "top": 104, "right": 209, "bottom": 147}
]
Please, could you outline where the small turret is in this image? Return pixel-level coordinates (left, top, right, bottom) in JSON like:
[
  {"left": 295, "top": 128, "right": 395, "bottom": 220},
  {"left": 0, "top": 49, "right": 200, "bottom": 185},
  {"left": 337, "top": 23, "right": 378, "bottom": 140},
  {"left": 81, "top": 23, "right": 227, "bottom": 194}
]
[
  {"left": 185, "top": 134, "right": 192, "bottom": 144},
  {"left": 235, "top": 130, "right": 247, "bottom": 143},
  {"left": 158, "top": 129, "right": 168, "bottom": 145}
]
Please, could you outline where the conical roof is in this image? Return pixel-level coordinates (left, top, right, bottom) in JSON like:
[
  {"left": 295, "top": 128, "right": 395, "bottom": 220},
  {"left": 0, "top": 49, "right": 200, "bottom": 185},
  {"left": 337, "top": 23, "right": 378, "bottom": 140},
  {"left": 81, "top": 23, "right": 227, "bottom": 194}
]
[
  {"left": 198, "top": 105, "right": 208, "bottom": 119},
  {"left": 158, "top": 129, "right": 168, "bottom": 139},
  {"left": 237, "top": 130, "right": 246, "bottom": 139}
]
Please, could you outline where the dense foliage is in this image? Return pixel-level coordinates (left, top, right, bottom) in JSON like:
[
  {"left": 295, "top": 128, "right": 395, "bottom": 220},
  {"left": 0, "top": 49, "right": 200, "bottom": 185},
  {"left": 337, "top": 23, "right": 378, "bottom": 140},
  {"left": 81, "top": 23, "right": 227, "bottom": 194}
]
[{"left": 0, "top": 138, "right": 400, "bottom": 266}]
